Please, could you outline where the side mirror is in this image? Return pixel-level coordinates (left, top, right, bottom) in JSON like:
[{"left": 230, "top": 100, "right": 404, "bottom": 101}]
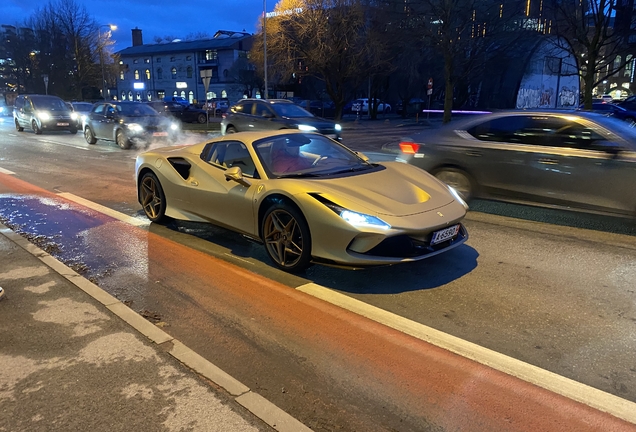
[
  {"left": 262, "top": 112, "right": 274, "bottom": 118},
  {"left": 224, "top": 166, "right": 252, "bottom": 187},
  {"left": 355, "top": 151, "right": 370, "bottom": 162}
]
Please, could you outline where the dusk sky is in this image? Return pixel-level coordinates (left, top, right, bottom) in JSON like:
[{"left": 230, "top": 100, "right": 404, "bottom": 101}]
[{"left": 2, "top": 0, "right": 267, "bottom": 52}]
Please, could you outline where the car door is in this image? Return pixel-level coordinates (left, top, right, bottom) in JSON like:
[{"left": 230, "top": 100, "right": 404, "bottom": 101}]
[
  {"left": 183, "top": 140, "right": 259, "bottom": 234},
  {"left": 230, "top": 101, "right": 255, "bottom": 131},
  {"left": 458, "top": 115, "right": 538, "bottom": 198},
  {"left": 526, "top": 116, "right": 636, "bottom": 213},
  {"left": 101, "top": 104, "right": 119, "bottom": 139},
  {"left": 88, "top": 104, "right": 107, "bottom": 138},
  {"left": 251, "top": 101, "right": 280, "bottom": 132}
]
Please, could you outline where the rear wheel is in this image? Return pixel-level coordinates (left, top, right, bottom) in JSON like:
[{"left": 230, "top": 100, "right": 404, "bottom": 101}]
[
  {"left": 84, "top": 126, "right": 97, "bottom": 144},
  {"left": 261, "top": 203, "right": 312, "bottom": 272},
  {"left": 197, "top": 113, "right": 207, "bottom": 124},
  {"left": 139, "top": 172, "right": 167, "bottom": 223},
  {"left": 116, "top": 129, "right": 131, "bottom": 149},
  {"left": 15, "top": 119, "right": 23, "bottom": 132},
  {"left": 226, "top": 126, "right": 237, "bottom": 134},
  {"left": 433, "top": 167, "right": 475, "bottom": 201},
  {"left": 32, "top": 120, "right": 42, "bottom": 135}
]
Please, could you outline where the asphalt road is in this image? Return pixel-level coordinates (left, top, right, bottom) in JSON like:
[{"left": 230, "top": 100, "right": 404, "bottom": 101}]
[{"left": 1, "top": 117, "right": 635, "bottom": 431}]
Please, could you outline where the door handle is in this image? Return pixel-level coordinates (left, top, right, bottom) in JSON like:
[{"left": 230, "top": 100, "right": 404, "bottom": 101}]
[
  {"left": 190, "top": 180, "right": 199, "bottom": 186},
  {"left": 465, "top": 150, "right": 482, "bottom": 157},
  {"left": 538, "top": 158, "right": 559, "bottom": 165}
]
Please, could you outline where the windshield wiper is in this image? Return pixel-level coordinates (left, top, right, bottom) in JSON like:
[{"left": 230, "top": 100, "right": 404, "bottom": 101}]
[
  {"left": 327, "top": 165, "right": 374, "bottom": 175},
  {"left": 277, "top": 172, "right": 323, "bottom": 178}
]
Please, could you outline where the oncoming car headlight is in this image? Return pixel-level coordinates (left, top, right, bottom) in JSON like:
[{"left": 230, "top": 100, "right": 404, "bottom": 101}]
[
  {"left": 70, "top": 112, "right": 78, "bottom": 120},
  {"left": 297, "top": 124, "right": 317, "bottom": 131},
  {"left": 324, "top": 203, "right": 390, "bottom": 230},
  {"left": 170, "top": 122, "right": 179, "bottom": 131},
  {"left": 335, "top": 124, "right": 342, "bottom": 132},
  {"left": 127, "top": 123, "right": 144, "bottom": 132},
  {"left": 37, "top": 111, "right": 51, "bottom": 121}
]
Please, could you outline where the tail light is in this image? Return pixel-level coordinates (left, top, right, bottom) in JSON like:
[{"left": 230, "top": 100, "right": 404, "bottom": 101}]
[{"left": 399, "top": 142, "right": 420, "bottom": 154}]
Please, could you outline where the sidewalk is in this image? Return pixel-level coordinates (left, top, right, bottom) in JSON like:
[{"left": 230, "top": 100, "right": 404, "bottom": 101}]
[{"left": 0, "top": 224, "right": 311, "bottom": 432}]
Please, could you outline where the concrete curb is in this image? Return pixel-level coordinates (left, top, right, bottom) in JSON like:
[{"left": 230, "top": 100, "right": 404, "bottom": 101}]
[{"left": 0, "top": 223, "right": 312, "bottom": 432}]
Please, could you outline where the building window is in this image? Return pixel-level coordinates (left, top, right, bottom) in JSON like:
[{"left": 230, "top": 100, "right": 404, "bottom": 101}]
[
  {"left": 121, "top": 90, "right": 126, "bottom": 100},
  {"left": 180, "top": 90, "right": 186, "bottom": 99},
  {"left": 157, "top": 68, "right": 162, "bottom": 79},
  {"left": 173, "top": 91, "right": 178, "bottom": 97},
  {"left": 145, "top": 69, "right": 151, "bottom": 80},
  {"left": 156, "top": 57, "right": 161, "bottom": 63},
  {"left": 147, "top": 91, "right": 152, "bottom": 101},
  {"left": 133, "top": 59, "right": 138, "bottom": 64},
  {"left": 136, "top": 92, "right": 141, "bottom": 101},
  {"left": 171, "top": 67, "right": 177, "bottom": 79},
  {"left": 205, "top": 50, "right": 217, "bottom": 60},
  {"left": 170, "top": 56, "right": 175, "bottom": 62},
  {"left": 134, "top": 69, "right": 140, "bottom": 80},
  {"left": 144, "top": 58, "right": 150, "bottom": 63},
  {"left": 223, "top": 69, "right": 228, "bottom": 78},
  {"left": 119, "top": 71, "right": 124, "bottom": 80},
  {"left": 186, "top": 66, "right": 193, "bottom": 78},
  {"left": 206, "top": 91, "right": 216, "bottom": 100},
  {"left": 221, "top": 90, "right": 227, "bottom": 98},
  {"left": 186, "top": 55, "right": 192, "bottom": 61},
  {"left": 128, "top": 91, "right": 133, "bottom": 100},
  {"left": 188, "top": 91, "right": 194, "bottom": 103},
  {"left": 158, "top": 91, "right": 165, "bottom": 99}
]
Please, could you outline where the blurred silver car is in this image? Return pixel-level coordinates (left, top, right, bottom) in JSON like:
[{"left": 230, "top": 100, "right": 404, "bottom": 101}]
[{"left": 398, "top": 111, "right": 636, "bottom": 218}]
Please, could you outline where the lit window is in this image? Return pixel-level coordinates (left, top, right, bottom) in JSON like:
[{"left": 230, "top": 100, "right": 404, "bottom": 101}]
[
  {"left": 171, "top": 67, "right": 177, "bottom": 79},
  {"left": 136, "top": 92, "right": 141, "bottom": 101},
  {"left": 147, "top": 91, "right": 152, "bottom": 101},
  {"left": 188, "top": 91, "right": 194, "bottom": 103},
  {"left": 121, "top": 91, "right": 126, "bottom": 100},
  {"left": 205, "top": 50, "right": 217, "bottom": 60},
  {"left": 180, "top": 90, "right": 186, "bottom": 98},
  {"left": 144, "top": 58, "right": 150, "bottom": 63},
  {"left": 145, "top": 69, "right": 150, "bottom": 79},
  {"left": 134, "top": 69, "right": 140, "bottom": 80},
  {"left": 119, "top": 71, "right": 124, "bottom": 80},
  {"left": 128, "top": 91, "right": 133, "bottom": 100},
  {"left": 173, "top": 91, "right": 178, "bottom": 97}
]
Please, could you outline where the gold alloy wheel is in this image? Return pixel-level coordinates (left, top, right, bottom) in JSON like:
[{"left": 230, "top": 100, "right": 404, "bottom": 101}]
[
  {"left": 263, "top": 209, "right": 305, "bottom": 269},
  {"left": 140, "top": 174, "right": 163, "bottom": 220}
]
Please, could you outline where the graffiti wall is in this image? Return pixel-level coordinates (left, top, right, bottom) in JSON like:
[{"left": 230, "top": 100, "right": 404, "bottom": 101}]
[{"left": 515, "top": 38, "right": 579, "bottom": 109}]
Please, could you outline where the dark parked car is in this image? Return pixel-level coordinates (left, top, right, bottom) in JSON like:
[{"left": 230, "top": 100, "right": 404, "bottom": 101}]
[
  {"left": 13, "top": 94, "right": 77, "bottom": 134},
  {"left": 578, "top": 102, "right": 636, "bottom": 123},
  {"left": 83, "top": 101, "right": 179, "bottom": 149},
  {"left": 221, "top": 99, "right": 342, "bottom": 140},
  {"left": 398, "top": 110, "right": 636, "bottom": 218},
  {"left": 147, "top": 101, "right": 209, "bottom": 124}
]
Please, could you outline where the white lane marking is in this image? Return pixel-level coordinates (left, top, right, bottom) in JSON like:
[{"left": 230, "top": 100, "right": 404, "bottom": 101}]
[
  {"left": 0, "top": 167, "right": 16, "bottom": 175},
  {"left": 37, "top": 139, "right": 91, "bottom": 151},
  {"left": 57, "top": 193, "right": 149, "bottom": 227},
  {"left": 297, "top": 282, "right": 636, "bottom": 425}
]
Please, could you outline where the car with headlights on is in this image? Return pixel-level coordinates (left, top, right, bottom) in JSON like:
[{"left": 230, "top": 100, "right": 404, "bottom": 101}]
[
  {"left": 135, "top": 130, "right": 468, "bottom": 272},
  {"left": 68, "top": 102, "right": 94, "bottom": 129},
  {"left": 84, "top": 101, "right": 180, "bottom": 149},
  {"left": 221, "top": 99, "right": 342, "bottom": 141},
  {"left": 147, "top": 101, "right": 209, "bottom": 124},
  {"left": 13, "top": 94, "right": 77, "bottom": 134},
  {"left": 398, "top": 110, "right": 636, "bottom": 218}
]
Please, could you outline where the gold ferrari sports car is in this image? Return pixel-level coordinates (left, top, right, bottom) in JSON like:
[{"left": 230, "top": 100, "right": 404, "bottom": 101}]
[{"left": 135, "top": 130, "right": 469, "bottom": 272}]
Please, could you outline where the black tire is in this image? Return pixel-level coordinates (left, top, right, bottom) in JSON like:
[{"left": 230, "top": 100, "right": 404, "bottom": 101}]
[
  {"left": 32, "top": 120, "right": 42, "bottom": 135},
  {"left": 84, "top": 126, "right": 97, "bottom": 144},
  {"left": 139, "top": 172, "right": 167, "bottom": 223},
  {"left": 261, "top": 203, "right": 312, "bottom": 272},
  {"left": 226, "top": 126, "right": 237, "bottom": 134},
  {"left": 432, "top": 167, "right": 475, "bottom": 202},
  {"left": 15, "top": 119, "right": 23, "bottom": 132},
  {"left": 197, "top": 113, "right": 207, "bottom": 124},
  {"left": 69, "top": 127, "right": 78, "bottom": 135},
  {"left": 116, "top": 129, "right": 131, "bottom": 149}
]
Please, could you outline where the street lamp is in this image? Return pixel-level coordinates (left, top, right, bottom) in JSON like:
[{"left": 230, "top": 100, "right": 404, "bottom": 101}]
[{"left": 98, "top": 24, "right": 117, "bottom": 100}]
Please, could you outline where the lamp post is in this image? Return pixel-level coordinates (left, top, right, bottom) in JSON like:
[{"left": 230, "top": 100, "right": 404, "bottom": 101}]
[
  {"left": 98, "top": 24, "right": 117, "bottom": 101},
  {"left": 263, "top": 0, "right": 268, "bottom": 99}
]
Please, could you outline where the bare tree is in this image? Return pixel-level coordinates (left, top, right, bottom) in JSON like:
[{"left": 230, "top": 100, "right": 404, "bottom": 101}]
[
  {"left": 250, "top": 0, "right": 391, "bottom": 119},
  {"left": 545, "top": 0, "right": 636, "bottom": 109}
]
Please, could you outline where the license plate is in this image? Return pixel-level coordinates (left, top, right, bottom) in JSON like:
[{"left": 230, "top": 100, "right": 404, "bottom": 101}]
[
  {"left": 430, "top": 224, "right": 460, "bottom": 245},
  {"left": 153, "top": 132, "right": 168, "bottom": 137},
  {"left": 57, "top": 122, "right": 69, "bottom": 126}
]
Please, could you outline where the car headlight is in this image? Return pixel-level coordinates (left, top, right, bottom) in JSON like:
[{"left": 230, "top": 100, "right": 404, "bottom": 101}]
[
  {"left": 297, "top": 124, "right": 317, "bottom": 131},
  {"left": 324, "top": 203, "right": 390, "bottom": 230},
  {"left": 127, "top": 123, "right": 144, "bottom": 132},
  {"left": 448, "top": 186, "right": 469, "bottom": 209},
  {"left": 71, "top": 113, "right": 78, "bottom": 120},
  {"left": 37, "top": 111, "right": 51, "bottom": 121},
  {"left": 335, "top": 124, "right": 342, "bottom": 132},
  {"left": 170, "top": 122, "right": 179, "bottom": 131}
]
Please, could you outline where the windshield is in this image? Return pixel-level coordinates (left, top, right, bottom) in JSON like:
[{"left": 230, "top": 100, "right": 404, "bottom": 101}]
[
  {"left": 72, "top": 103, "right": 93, "bottom": 112},
  {"left": 270, "top": 103, "right": 313, "bottom": 118},
  {"left": 31, "top": 97, "right": 68, "bottom": 111},
  {"left": 254, "top": 133, "right": 372, "bottom": 178},
  {"left": 115, "top": 103, "right": 159, "bottom": 116}
]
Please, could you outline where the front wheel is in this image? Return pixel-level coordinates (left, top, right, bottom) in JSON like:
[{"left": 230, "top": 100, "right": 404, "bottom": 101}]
[
  {"left": 197, "top": 113, "right": 207, "bottom": 124},
  {"left": 116, "top": 129, "right": 131, "bottom": 149},
  {"left": 261, "top": 203, "right": 312, "bottom": 272},
  {"left": 84, "top": 126, "right": 97, "bottom": 144},
  {"left": 15, "top": 119, "right": 24, "bottom": 132},
  {"left": 139, "top": 172, "right": 167, "bottom": 223},
  {"left": 433, "top": 168, "right": 475, "bottom": 202},
  {"left": 32, "top": 120, "right": 42, "bottom": 135}
]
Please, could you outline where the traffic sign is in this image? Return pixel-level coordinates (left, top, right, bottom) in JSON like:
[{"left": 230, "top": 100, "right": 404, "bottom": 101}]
[{"left": 427, "top": 78, "right": 433, "bottom": 90}]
